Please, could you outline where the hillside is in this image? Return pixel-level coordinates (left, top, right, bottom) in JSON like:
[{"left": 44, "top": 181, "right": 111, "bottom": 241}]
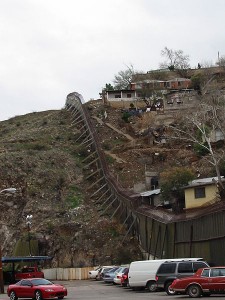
[
  {"left": 1, "top": 84, "right": 224, "bottom": 267},
  {"left": 85, "top": 99, "right": 214, "bottom": 192},
  {"left": 0, "top": 109, "right": 141, "bottom": 267}
]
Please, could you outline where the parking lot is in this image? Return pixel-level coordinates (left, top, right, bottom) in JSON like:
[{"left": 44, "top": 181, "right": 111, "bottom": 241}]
[{"left": 1, "top": 280, "right": 225, "bottom": 299}]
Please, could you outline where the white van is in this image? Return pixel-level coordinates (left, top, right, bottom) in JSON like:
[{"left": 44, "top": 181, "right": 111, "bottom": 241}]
[{"left": 128, "top": 258, "right": 203, "bottom": 292}]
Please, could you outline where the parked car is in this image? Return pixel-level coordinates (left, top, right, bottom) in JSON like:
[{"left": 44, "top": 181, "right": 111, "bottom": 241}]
[
  {"left": 155, "top": 259, "right": 209, "bottom": 295},
  {"left": 120, "top": 268, "right": 129, "bottom": 287},
  {"left": 96, "top": 266, "right": 116, "bottom": 281},
  {"left": 128, "top": 258, "right": 200, "bottom": 292},
  {"left": 15, "top": 266, "right": 44, "bottom": 281},
  {"left": 88, "top": 266, "right": 102, "bottom": 279},
  {"left": 7, "top": 278, "right": 67, "bottom": 300},
  {"left": 113, "top": 267, "right": 129, "bottom": 285},
  {"left": 102, "top": 267, "right": 120, "bottom": 283},
  {"left": 170, "top": 266, "right": 225, "bottom": 297}
]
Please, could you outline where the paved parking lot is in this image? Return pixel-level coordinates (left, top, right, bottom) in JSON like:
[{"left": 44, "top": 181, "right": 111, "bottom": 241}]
[{"left": 1, "top": 280, "right": 225, "bottom": 299}]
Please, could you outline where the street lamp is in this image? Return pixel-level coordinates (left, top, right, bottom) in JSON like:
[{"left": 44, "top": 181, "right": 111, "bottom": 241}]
[
  {"left": 0, "top": 187, "right": 17, "bottom": 294},
  {"left": 26, "top": 215, "right": 33, "bottom": 256}
]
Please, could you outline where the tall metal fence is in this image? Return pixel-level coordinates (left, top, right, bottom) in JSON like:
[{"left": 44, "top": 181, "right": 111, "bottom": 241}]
[{"left": 65, "top": 92, "right": 225, "bottom": 265}]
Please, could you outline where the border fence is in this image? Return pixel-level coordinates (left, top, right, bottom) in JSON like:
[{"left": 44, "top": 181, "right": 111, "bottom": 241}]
[{"left": 65, "top": 92, "right": 225, "bottom": 266}]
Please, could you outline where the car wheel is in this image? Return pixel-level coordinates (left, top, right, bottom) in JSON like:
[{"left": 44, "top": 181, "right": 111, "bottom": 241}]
[
  {"left": 58, "top": 297, "right": 64, "bottom": 299},
  {"left": 146, "top": 280, "right": 157, "bottom": 292},
  {"left": 35, "top": 290, "right": 43, "bottom": 300},
  {"left": 9, "top": 291, "right": 18, "bottom": 300},
  {"left": 165, "top": 282, "right": 177, "bottom": 295},
  {"left": 188, "top": 284, "right": 202, "bottom": 298}
]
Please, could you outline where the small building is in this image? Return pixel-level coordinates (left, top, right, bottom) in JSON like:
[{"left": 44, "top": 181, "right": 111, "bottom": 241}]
[
  {"left": 131, "top": 78, "right": 192, "bottom": 91},
  {"left": 105, "top": 89, "right": 138, "bottom": 100},
  {"left": 184, "top": 177, "right": 225, "bottom": 209},
  {"left": 102, "top": 89, "right": 145, "bottom": 109},
  {"left": 140, "top": 189, "right": 161, "bottom": 206}
]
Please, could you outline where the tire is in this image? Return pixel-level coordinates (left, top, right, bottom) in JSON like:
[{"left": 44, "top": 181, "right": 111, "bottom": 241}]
[
  {"left": 188, "top": 284, "right": 202, "bottom": 298},
  {"left": 165, "top": 281, "right": 177, "bottom": 295},
  {"left": 9, "top": 291, "right": 18, "bottom": 300},
  {"left": 35, "top": 290, "right": 43, "bottom": 300},
  {"left": 146, "top": 280, "right": 157, "bottom": 292},
  {"left": 58, "top": 297, "right": 64, "bottom": 299}
]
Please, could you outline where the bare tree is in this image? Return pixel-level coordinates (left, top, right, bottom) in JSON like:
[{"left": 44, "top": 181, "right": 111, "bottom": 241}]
[
  {"left": 113, "top": 64, "right": 136, "bottom": 89},
  {"left": 166, "top": 94, "right": 225, "bottom": 191},
  {"left": 159, "top": 47, "right": 190, "bottom": 76},
  {"left": 216, "top": 55, "right": 225, "bottom": 68},
  {"left": 199, "top": 60, "right": 214, "bottom": 68}
]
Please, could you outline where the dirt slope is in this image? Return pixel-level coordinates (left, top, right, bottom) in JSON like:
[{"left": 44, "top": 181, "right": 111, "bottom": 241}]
[{"left": 0, "top": 109, "right": 141, "bottom": 267}]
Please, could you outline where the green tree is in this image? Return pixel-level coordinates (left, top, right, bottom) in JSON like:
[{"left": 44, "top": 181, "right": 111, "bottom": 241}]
[
  {"left": 160, "top": 167, "right": 195, "bottom": 213},
  {"left": 191, "top": 73, "right": 203, "bottom": 94},
  {"left": 103, "top": 83, "right": 114, "bottom": 91}
]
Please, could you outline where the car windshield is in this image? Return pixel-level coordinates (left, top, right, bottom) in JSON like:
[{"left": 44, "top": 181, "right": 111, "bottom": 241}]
[
  {"left": 117, "top": 267, "right": 127, "bottom": 273},
  {"left": 105, "top": 267, "right": 117, "bottom": 273},
  {"left": 31, "top": 279, "right": 53, "bottom": 286}
]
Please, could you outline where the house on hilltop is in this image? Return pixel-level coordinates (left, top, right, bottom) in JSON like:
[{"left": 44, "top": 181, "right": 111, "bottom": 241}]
[{"left": 102, "top": 73, "right": 193, "bottom": 109}]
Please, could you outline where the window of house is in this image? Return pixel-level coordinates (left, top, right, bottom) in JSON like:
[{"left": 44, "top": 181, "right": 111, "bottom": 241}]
[
  {"left": 127, "top": 94, "right": 132, "bottom": 98},
  {"left": 166, "top": 82, "right": 170, "bottom": 87},
  {"left": 194, "top": 187, "right": 206, "bottom": 198},
  {"left": 115, "top": 94, "right": 121, "bottom": 98}
]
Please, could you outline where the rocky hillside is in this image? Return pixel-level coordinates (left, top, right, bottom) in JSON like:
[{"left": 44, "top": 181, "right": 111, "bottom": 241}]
[
  {"left": 0, "top": 109, "right": 141, "bottom": 268},
  {"left": 86, "top": 98, "right": 215, "bottom": 192},
  {"left": 1, "top": 85, "right": 224, "bottom": 268}
]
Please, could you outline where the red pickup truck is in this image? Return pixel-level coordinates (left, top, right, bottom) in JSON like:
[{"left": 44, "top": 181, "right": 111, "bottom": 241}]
[{"left": 15, "top": 266, "right": 44, "bottom": 281}]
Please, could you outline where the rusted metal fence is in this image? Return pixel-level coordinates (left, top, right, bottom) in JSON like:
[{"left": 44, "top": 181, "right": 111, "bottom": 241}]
[{"left": 65, "top": 92, "right": 225, "bottom": 266}]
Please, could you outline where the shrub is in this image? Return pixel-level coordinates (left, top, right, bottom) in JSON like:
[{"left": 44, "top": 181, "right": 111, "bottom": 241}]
[
  {"left": 122, "top": 112, "right": 131, "bottom": 123},
  {"left": 193, "top": 142, "right": 210, "bottom": 156},
  {"left": 66, "top": 186, "right": 83, "bottom": 208},
  {"left": 160, "top": 167, "right": 195, "bottom": 211}
]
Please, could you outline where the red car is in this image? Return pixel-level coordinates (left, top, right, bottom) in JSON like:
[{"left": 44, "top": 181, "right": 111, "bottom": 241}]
[
  {"left": 170, "top": 267, "right": 225, "bottom": 298},
  {"left": 120, "top": 268, "right": 129, "bottom": 287},
  {"left": 7, "top": 278, "right": 67, "bottom": 300}
]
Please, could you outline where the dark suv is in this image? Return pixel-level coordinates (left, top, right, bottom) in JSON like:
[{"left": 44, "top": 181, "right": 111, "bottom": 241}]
[{"left": 155, "top": 260, "right": 209, "bottom": 295}]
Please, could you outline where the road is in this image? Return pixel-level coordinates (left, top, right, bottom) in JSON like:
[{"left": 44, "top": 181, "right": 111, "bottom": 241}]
[{"left": 1, "top": 280, "right": 225, "bottom": 299}]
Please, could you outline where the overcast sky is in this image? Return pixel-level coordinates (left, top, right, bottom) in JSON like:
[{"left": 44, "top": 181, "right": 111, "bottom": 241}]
[{"left": 0, "top": 0, "right": 224, "bottom": 121}]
